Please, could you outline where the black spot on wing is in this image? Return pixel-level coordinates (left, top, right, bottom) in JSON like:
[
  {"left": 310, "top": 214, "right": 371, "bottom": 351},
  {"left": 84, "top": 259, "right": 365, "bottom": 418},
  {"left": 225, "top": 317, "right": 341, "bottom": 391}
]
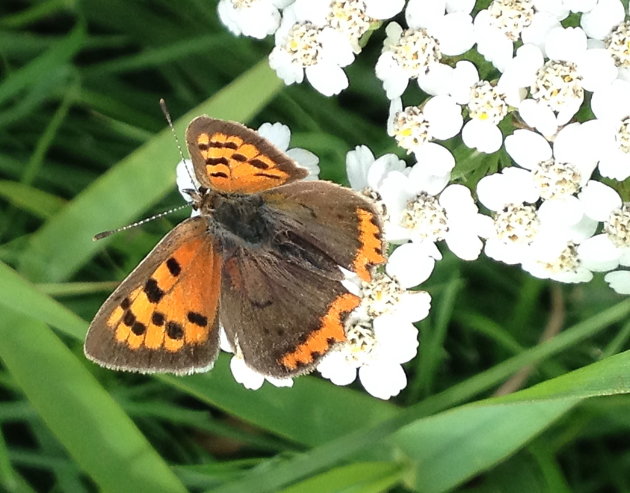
[
  {"left": 187, "top": 312, "right": 208, "bottom": 327},
  {"left": 166, "top": 321, "right": 184, "bottom": 340},
  {"left": 144, "top": 278, "right": 165, "bottom": 303},
  {"left": 166, "top": 257, "right": 181, "bottom": 277}
]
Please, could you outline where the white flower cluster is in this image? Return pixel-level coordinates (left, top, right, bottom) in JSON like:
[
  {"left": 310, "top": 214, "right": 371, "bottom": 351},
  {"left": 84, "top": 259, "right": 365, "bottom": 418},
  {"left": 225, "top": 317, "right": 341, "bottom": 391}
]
[{"left": 213, "top": 0, "right": 630, "bottom": 399}]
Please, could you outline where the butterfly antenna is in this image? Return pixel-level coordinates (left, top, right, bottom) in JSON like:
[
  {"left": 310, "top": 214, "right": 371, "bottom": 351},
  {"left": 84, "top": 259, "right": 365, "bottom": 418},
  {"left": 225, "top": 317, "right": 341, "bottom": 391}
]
[
  {"left": 93, "top": 204, "right": 190, "bottom": 241},
  {"left": 159, "top": 98, "right": 196, "bottom": 186}
]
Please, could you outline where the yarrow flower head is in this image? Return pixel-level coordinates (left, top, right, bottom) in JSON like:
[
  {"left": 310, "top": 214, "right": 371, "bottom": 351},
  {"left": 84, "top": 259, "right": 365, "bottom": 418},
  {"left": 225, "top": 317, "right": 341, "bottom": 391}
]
[
  {"left": 605, "top": 19, "right": 630, "bottom": 80},
  {"left": 387, "top": 96, "right": 463, "bottom": 158},
  {"left": 293, "top": 0, "right": 405, "bottom": 53},
  {"left": 212, "top": 0, "right": 630, "bottom": 403},
  {"left": 442, "top": 61, "right": 511, "bottom": 153},
  {"left": 578, "top": 181, "right": 630, "bottom": 272},
  {"left": 269, "top": 4, "right": 355, "bottom": 96},
  {"left": 474, "top": 0, "right": 561, "bottom": 71},
  {"left": 378, "top": 158, "right": 489, "bottom": 265},
  {"left": 516, "top": 26, "right": 618, "bottom": 136},
  {"left": 217, "top": 0, "right": 291, "bottom": 39},
  {"left": 376, "top": 1, "right": 475, "bottom": 99},
  {"left": 590, "top": 78, "right": 630, "bottom": 180}
]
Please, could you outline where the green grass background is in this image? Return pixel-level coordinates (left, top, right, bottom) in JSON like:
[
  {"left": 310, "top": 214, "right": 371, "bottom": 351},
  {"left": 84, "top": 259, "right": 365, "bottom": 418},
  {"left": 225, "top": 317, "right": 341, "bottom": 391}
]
[{"left": 0, "top": 1, "right": 629, "bottom": 492}]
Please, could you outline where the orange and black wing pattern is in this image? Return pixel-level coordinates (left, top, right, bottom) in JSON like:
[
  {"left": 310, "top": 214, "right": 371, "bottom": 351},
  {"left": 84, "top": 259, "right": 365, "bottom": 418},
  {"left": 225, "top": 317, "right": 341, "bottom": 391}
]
[
  {"left": 186, "top": 116, "right": 308, "bottom": 193},
  {"left": 84, "top": 217, "right": 222, "bottom": 374}
]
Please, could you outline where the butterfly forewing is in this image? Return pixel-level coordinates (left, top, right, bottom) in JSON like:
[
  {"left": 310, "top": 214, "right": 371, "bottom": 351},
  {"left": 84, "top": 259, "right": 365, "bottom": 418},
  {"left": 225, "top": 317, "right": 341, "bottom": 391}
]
[
  {"left": 85, "top": 217, "right": 222, "bottom": 374},
  {"left": 186, "top": 117, "right": 308, "bottom": 193}
]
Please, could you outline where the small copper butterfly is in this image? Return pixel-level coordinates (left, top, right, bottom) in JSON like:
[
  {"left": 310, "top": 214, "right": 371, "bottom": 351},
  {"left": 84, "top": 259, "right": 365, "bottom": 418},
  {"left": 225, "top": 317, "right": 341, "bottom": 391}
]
[{"left": 84, "top": 116, "right": 386, "bottom": 377}]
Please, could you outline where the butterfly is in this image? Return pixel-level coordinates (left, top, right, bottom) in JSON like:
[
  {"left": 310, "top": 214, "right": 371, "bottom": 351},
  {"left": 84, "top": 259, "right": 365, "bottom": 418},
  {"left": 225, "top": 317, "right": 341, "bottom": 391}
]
[{"left": 85, "top": 117, "right": 385, "bottom": 378}]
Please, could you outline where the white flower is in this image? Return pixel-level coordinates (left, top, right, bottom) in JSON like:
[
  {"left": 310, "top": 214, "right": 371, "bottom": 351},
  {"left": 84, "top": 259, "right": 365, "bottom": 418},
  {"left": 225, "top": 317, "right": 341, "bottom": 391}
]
[
  {"left": 376, "top": 1, "right": 475, "bottom": 99},
  {"left": 405, "top": 0, "right": 475, "bottom": 57},
  {"left": 269, "top": 4, "right": 355, "bottom": 96},
  {"left": 505, "top": 124, "right": 600, "bottom": 237},
  {"left": 473, "top": 0, "right": 563, "bottom": 71},
  {"left": 578, "top": 181, "right": 630, "bottom": 272},
  {"left": 318, "top": 272, "right": 430, "bottom": 399},
  {"left": 477, "top": 168, "right": 542, "bottom": 264},
  {"left": 603, "top": 19, "right": 630, "bottom": 81},
  {"left": 521, "top": 237, "right": 594, "bottom": 283},
  {"left": 344, "top": 145, "right": 407, "bottom": 226},
  {"left": 517, "top": 26, "right": 618, "bottom": 136},
  {"left": 379, "top": 162, "right": 488, "bottom": 261},
  {"left": 376, "top": 22, "right": 444, "bottom": 99},
  {"left": 292, "top": 0, "right": 400, "bottom": 54},
  {"left": 590, "top": 79, "right": 630, "bottom": 180},
  {"left": 504, "top": 125, "right": 598, "bottom": 201},
  {"left": 604, "top": 270, "right": 630, "bottom": 294},
  {"left": 476, "top": 162, "right": 598, "bottom": 266},
  {"left": 317, "top": 314, "right": 419, "bottom": 399},
  {"left": 345, "top": 145, "right": 406, "bottom": 192},
  {"left": 217, "top": 0, "right": 289, "bottom": 39},
  {"left": 447, "top": 61, "right": 509, "bottom": 153},
  {"left": 581, "top": 0, "right": 626, "bottom": 41},
  {"left": 387, "top": 97, "right": 463, "bottom": 157}
]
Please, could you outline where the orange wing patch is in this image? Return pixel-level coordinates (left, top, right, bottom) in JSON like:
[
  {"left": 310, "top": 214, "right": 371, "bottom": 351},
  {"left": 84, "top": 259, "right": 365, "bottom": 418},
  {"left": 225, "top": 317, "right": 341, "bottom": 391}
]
[
  {"left": 107, "top": 237, "right": 221, "bottom": 353},
  {"left": 353, "top": 208, "right": 386, "bottom": 281},
  {"left": 186, "top": 117, "right": 307, "bottom": 194},
  {"left": 280, "top": 292, "right": 359, "bottom": 371},
  {"left": 195, "top": 131, "right": 291, "bottom": 193}
]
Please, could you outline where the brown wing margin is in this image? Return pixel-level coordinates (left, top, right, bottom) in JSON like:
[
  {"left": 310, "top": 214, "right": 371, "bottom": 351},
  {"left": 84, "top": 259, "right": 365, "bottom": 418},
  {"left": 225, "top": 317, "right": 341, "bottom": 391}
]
[
  {"left": 185, "top": 116, "right": 308, "bottom": 193},
  {"left": 84, "top": 217, "right": 222, "bottom": 375}
]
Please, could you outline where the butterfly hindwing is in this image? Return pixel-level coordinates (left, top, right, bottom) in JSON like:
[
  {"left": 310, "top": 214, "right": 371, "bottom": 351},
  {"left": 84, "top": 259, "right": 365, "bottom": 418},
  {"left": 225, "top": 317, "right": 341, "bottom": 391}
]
[
  {"left": 186, "top": 116, "right": 308, "bottom": 193},
  {"left": 220, "top": 246, "right": 361, "bottom": 377},
  {"left": 85, "top": 217, "right": 222, "bottom": 375}
]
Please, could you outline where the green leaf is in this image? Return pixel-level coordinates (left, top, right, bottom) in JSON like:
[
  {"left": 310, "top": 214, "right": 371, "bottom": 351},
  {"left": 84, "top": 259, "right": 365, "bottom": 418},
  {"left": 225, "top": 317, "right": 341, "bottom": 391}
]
[
  {"left": 0, "top": 22, "right": 84, "bottom": 106},
  {"left": 160, "top": 358, "right": 398, "bottom": 447},
  {"left": 209, "top": 350, "right": 630, "bottom": 493},
  {"left": 278, "top": 462, "right": 403, "bottom": 493},
  {"left": 394, "top": 350, "right": 630, "bottom": 493},
  {"left": 0, "top": 261, "right": 85, "bottom": 340},
  {"left": 0, "top": 181, "right": 65, "bottom": 219},
  {"left": 0, "top": 307, "right": 187, "bottom": 493}
]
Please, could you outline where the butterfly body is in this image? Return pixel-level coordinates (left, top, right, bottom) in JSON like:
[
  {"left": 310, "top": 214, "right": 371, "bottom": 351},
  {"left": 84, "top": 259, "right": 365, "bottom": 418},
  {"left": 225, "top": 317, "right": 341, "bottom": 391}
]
[{"left": 85, "top": 117, "right": 385, "bottom": 378}]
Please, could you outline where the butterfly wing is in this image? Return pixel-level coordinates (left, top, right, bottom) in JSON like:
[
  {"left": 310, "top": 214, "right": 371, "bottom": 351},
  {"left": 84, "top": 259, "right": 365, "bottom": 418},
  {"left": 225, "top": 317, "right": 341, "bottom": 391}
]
[
  {"left": 262, "top": 180, "right": 386, "bottom": 282},
  {"left": 220, "top": 181, "right": 385, "bottom": 378},
  {"left": 186, "top": 116, "right": 308, "bottom": 193},
  {"left": 85, "top": 217, "right": 222, "bottom": 375},
  {"left": 220, "top": 246, "right": 361, "bottom": 377}
]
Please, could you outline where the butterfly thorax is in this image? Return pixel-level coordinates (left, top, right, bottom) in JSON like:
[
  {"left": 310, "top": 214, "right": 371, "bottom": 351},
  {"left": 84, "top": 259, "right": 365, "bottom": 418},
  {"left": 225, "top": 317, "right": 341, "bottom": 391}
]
[{"left": 197, "top": 189, "right": 272, "bottom": 247}]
